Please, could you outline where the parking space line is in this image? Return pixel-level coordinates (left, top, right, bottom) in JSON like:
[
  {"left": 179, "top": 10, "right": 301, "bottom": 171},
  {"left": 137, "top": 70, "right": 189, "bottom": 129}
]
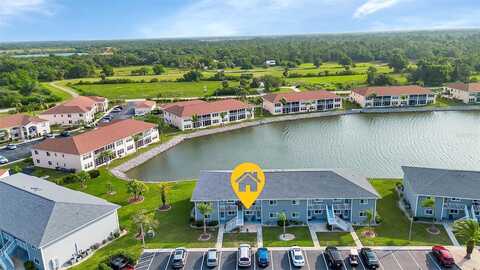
[
  {"left": 200, "top": 252, "right": 205, "bottom": 270},
  {"left": 253, "top": 251, "right": 256, "bottom": 270},
  {"left": 391, "top": 251, "right": 404, "bottom": 270},
  {"left": 377, "top": 254, "right": 385, "bottom": 270},
  {"left": 145, "top": 252, "right": 156, "bottom": 270},
  {"left": 270, "top": 250, "right": 274, "bottom": 270},
  {"left": 426, "top": 252, "right": 442, "bottom": 270},
  {"left": 321, "top": 252, "right": 328, "bottom": 269},
  {"left": 236, "top": 251, "right": 238, "bottom": 270},
  {"left": 218, "top": 250, "right": 223, "bottom": 270},
  {"left": 304, "top": 250, "right": 311, "bottom": 270},
  {"left": 287, "top": 250, "right": 292, "bottom": 270},
  {"left": 407, "top": 250, "right": 423, "bottom": 270},
  {"left": 164, "top": 251, "right": 173, "bottom": 270},
  {"left": 358, "top": 254, "right": 367, "bottom": 270}
]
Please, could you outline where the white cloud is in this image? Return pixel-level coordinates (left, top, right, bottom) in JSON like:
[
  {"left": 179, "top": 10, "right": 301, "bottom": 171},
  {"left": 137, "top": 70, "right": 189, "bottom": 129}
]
[
  {"left": 0, "top": 0, "right": 53, "bottom": 25},
  {"left": 354, "top": 0, "right": 401, "bottom": 18}
]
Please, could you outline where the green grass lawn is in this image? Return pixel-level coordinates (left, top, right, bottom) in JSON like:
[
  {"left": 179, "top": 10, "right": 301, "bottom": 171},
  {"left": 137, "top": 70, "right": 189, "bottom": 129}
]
[
  {"left": 355, "top": 179, "right": 452, "bottom": 246},
  {"left": 433, "top": 96, "right": 465, "bottom": 107},
  {"left": 71, "top": 81, "right": 238, "bottom": 99},
  {"left": 262, "top": 227, "right": 313, "bottom": 247},
  {"left": 317, "top": 232, "right": 355, "bottom": 246},
  {"left": 223, "top": 233, "right": 257, "bottom": 248},
  {"left": 40, "top": 82, "right": 73, "bottom": 101}
]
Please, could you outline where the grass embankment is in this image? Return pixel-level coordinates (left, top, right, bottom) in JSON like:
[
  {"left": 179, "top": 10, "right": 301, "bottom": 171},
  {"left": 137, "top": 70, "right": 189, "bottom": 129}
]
[{"left": 355, "top": 179, "right": 452, "bottom": 246}]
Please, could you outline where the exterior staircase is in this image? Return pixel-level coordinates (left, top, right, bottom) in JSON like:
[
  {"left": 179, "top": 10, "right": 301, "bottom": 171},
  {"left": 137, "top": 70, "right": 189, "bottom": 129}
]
[
  {"left": 326, "top": 205, "right": 351, "bottom": 231},
  {"left": 0, "top": 239, "right": 16, "bottom": 270},
  {"left": 225, "top": 206, "right": 244, "bottom": 232},
  {"left": 471, "top": 205, "right": 478, "bottom": 222},
  {"left": 458, "top": 204, "right": 478, "bottom": 222}
]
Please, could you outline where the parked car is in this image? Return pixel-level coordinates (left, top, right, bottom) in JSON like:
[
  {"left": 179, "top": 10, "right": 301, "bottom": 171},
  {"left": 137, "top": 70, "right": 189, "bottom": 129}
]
[
  {"left": 360, "top": 248, "right": 380, "bottom": 269},
  {"left": 432, "top": 246, "right": 455, "bottom": 267},
  {"left": 101, "top": 118, "right": 111, "bottom": 123},
  {"left": 44, "top": 133, "right": 54, "bottom": 138},
  {"left": 171, "top": 248, "right": 187, "bottom": 269},
  {"left": 0, "top": 156, "right": 9, "bottom": 164},
  {"left": 348, "top": 248, "right": 359, "bottom": 266},
  {"left": 109, "top": 254, "right": 134, "bottom": 270},
  {"left": 238, "top": 244, "right": 252, "bottom": 267},
  {"left": 60, "top": 131, "right": 71, "bottom": 137},
  {"left": 112, "top": 107, "right": 122, "bottom": 113},
  {"left": 325, "top": 246, "right": 344, "bottom": 269},
  {"left": 289, "top": 246, "right": 305, "bottom": 267},
  {"left": 6, "top": 144, "right": 16, "bottom": 150},
  {"left": 104, "top": 115, "right": 113, "bottom": 120},
  {"left": 206, "top": 249, "right": 218, "bottom": 268},
  {"left": 256, "top": 247, "right": 270, "bottom": 267}
]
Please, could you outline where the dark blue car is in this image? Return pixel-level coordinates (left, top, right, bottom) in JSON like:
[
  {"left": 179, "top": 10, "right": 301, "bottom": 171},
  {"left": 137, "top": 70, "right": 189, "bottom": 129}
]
[{"left": 256, "top": 247, "right": 270, "bottom": 267}]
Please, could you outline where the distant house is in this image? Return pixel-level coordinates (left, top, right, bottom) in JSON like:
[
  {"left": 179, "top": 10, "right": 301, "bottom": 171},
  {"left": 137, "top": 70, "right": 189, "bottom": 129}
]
[
  {"left": 0, "top": 173, "right": 120, "bottom": 270},
  {"left": 0, "top": 169, "right": 9, "bottom": 178},
  {"left": 40, "top": 96, "right": 108, "bottom": 126},
  {"left": 265, "top": 60, "right": 276, "bottom": 66},
  {"left": 31, "top": 119, "right": 158, "bottom": 172},
  {"left": 403, "top": 166, "right": 480, "bottom": 222},
  {"left": 162, "top": 99, "right": 254, "bottom": 131},
  {"left": 0, "top": 114, "right": 50, "bottom": 143},
  {"left": 192, "top": 169, "right": 379, "bottom": 232},
  {"left": 445, "top": 82, "right": 480, "bottom": 104},
  {"left": 235, "top": 172, "right": 259, "bottom": 192},
  {"left": 350, "top": 85, "right": 435, "bottom": 108},
  {"left": 262, "top": 90, "right": 342, "bottom": 115},
  {"left": 128, "top": 99, "right": 156, "bottom": 116}
]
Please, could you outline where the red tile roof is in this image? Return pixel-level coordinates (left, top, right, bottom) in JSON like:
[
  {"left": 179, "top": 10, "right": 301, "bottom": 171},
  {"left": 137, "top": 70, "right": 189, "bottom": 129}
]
[
  {"left": 159, "top": 100, "right": 206, "bottom": 110},
  {"left": 352, "top": 85, "right": 432, "bottom": 97},
  {"left": 133, "top": 100, "right": 156, "bottom": 109},
  {"left": 0, "top": 114, "right": 48, "bottom": 129},
  {"left": 163, "top": 99, "right": 252, "bottom": 117},
  {"left": 41, "top": 96, "right": 106, "bottom": 115},
  {"left": 446, "top": 82, "right": 480, "bottom": 92},
  {"left": 33, "top": 119, "right": 156, "bottom": 155},
  {"left": 262, "top": 90, "right": 339, "bottom": 103},
  {"left": 0, "top": 169, "right": 8, "bottom": 176}
]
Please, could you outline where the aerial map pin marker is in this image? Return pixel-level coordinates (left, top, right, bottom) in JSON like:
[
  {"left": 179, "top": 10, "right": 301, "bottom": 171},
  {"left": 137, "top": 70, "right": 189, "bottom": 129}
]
[{"left": 230, "top": 162, "right": 266, "bottom": 209}]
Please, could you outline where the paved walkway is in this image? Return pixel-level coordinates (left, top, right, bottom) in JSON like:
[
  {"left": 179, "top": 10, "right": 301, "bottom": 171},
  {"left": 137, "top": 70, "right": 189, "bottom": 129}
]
[
  {"left": 256, "top": 225, "right": 263, "bottom": 248},
  {"left": 308, "top": 225, "right": 321, "bottom": 248},
  {"left": 216, "top": 224, "right": 224, "bottom": 249},
  {"left": 443, "top": 222, "right": 461, "bottom": 246},
  {"left": 350, "top": 230, "right": 363, "bottom": 248}
]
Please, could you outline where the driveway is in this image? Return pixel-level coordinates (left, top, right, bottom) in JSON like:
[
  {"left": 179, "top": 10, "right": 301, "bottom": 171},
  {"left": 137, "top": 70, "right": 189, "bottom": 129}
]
[{"left": 0, "top": 140, "right": 42, "bottom": 163}]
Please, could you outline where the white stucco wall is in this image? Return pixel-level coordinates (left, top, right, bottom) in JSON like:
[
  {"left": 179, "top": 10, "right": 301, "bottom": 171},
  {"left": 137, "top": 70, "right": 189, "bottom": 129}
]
[
  {"left": 40, "top": 111, "right": 95, "bottom": 126},
  {"left": 41, "top": 211, "right": 120, "bottom": 270},
  {"left": 32, "top": 149, "right": 83, "bottom": 171}
]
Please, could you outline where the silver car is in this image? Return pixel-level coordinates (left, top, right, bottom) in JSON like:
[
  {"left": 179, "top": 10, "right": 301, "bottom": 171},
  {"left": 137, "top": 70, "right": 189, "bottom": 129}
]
[
  {"left": 0, "top": 156, "right": 8, "bottom": 164},
  {"left": 289, "top": 246, "right": 305, "bottom": 267},
  {"left": 238, "top": 244, "right": 252, "bottom": 267},
  {"left": 206, "top": 249, "right": 218, "bottom": 267}
]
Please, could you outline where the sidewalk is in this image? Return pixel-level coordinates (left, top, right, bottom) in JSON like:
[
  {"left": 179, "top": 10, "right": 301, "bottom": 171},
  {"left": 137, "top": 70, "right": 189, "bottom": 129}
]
[{"left": 443, "top": 222, "right": 461, "bottom": 246}]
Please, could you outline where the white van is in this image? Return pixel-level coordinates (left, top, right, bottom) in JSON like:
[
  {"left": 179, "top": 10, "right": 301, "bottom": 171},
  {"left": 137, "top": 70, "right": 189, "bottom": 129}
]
[{"left": 238, "top": 244, "right": 252, "bottom": 267}]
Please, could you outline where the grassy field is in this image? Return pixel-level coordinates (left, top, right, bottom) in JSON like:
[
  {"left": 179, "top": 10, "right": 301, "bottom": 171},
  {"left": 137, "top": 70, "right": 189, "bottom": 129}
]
[
  {"left": 316, "top": 232, "right": 355, "bottom": 246},
  {"left": 40, "top": 82, "right": 74, "bottom": 101},
  {"left": 355, "top": 179, "right": 452, "bottom": 246},
  {"left": 72, "top": 81, "right": 239, "bottom": 99},
  {"left": 223, "top": 233, "right": 257, "bottom": 248},
  {"left": 262, "top": 227, "right": 313, "bottom": 247}
]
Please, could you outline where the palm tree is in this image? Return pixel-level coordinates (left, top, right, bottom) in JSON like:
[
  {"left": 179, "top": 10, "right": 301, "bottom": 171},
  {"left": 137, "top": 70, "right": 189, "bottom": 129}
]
[
  {"left": 132, "top": 209, "right": 159, "bottom": 247},
  {"left": 365, "top": 209, "right": 374, "bottom": 235},
  {"left": 197, "top": 202, "right": 213, "bottom": 236},
  {"left": 279, "top": 211, "right": 287, "bottom": 237},
  {"left": 77, "top": 171, "right": 91, "bottom": 189},
  {"left": 453, "top": 219, "right": 480, "bottom": 259},
  {"left": 191, "top": 114, "right": 200, "bottom": 128},
  {"left": 220, "top": 112, "right": 227, "bottom": 125},
  {"left": 158, "top": 183, "right": 171, "bottom": 210},
  {"left": 106, "top": 181, "right": 115, "bottom": 195},
  {"left": 127, "top": 180, "right": 149, "bottom": 202},
  {"left": 99, "top": 150, "right": 114, "bottom": 169},
  {"left": 157, "top": 119, "right": 166, "bottom": 143},
  {"left": 421, "top": 197, "right": 437, "bottom": 232}
]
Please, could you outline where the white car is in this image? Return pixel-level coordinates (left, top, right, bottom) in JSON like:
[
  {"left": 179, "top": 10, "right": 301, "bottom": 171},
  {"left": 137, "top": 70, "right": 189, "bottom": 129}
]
[
  {"left": 206, "top": 248, "right": 218, "bottom": 267},
  {"left": 6, "top": 144, "right": 17, "bottom": 150},
  {"left": 238, "top": 244, "right": 252, "bottom": 267},
  {"left": 289, "top": 246, "right": 305, "bottom": 267},
  {"left": 0, "top": 156, "right": 8, "bottom": 164}
]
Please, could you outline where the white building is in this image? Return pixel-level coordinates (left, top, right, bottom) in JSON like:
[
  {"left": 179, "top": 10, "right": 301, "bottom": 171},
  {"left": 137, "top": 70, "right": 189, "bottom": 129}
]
[
  {"left": 350, "top": 85, "right": 435, "bottom": 108},
  {"left": 0, "top": 114, "right": 50, "bottom": 143},
  {"left": 31, "top": 119, "right": 159, "bottom": 172},
  {"left": 40, "top": 96, "right": 108, "bottom": 126},
  {"left": 162, "top": 99, "right": 254, "bottom": 131},
  {"left": 265, "top": 60, "right": 276, "bottom": 66},
  {"left": 445, "top": 82, "right": 480, "bottom": 104},
  {"left": 262, "top": 90, "right": 342, "bottom": 115},
  {"left": 128, "top": 99, "right": 156, "bottom": 116},
  {"left": 0, "top": 169, "right": 9, "bottom": 178},
  {"left": 0, "top": 173, "right": 120, "bottom": 270}
]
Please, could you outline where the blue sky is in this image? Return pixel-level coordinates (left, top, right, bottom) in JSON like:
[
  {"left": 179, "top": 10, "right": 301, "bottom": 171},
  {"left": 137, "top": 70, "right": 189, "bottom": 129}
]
[{"left": 0, "top": 0, "right": 479, "bottom": 42}]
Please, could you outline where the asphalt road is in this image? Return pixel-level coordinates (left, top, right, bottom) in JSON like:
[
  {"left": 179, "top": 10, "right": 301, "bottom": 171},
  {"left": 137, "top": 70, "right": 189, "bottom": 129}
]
[
  {"left": 0, "top": 140, "right": 41, "bottom": 163},
  {"left": 136, "top": 249, "right": 461, "bottom": 270}
]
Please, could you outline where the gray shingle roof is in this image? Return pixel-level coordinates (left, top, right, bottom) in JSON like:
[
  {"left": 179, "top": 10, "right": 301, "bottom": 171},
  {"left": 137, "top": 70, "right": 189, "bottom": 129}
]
[
  {"left": 402, "top": 166, "right": 480, "bottom": 199},
  {"left": 0, "top": 173, "right": 120, "bottom": 248},
  {"left": 191, "top": 169, "right": 379, "bottom": 201}
]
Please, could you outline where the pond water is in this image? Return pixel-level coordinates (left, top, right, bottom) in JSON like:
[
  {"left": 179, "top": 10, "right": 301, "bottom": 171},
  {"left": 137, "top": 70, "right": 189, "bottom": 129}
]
[{"left": 126, "top": 111, "right": 480, "bottom": 181}]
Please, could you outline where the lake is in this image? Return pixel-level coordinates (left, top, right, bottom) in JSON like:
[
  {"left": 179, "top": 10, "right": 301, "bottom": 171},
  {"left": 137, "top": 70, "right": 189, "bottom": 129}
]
[{"left": 126, "top": 111, "right": 480, "bottom": 181}]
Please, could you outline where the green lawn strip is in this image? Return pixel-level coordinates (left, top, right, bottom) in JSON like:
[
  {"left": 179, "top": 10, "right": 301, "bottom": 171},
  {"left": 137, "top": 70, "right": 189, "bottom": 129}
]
[
  {"left": 262, "top": 227, "right": 313, "bottom": 247},
  {"left": 316, "top": 232, "right": 355, "bottom": 247},
  {"left": 355, "top": 179, "right": 451, "bottom": 246},
  {"left": 40, "top": 82, "right": 73, "bottom": 101},
  {"left": 223, "top": 232, "right": 257, "bottom": 248},
  {"left": 432, "top": 96, "right": 465, "bottom": 107}
]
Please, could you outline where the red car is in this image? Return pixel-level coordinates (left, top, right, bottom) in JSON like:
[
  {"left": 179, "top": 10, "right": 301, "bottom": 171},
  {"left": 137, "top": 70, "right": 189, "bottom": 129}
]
[{"left": 431, "top": 246, "right": 455, "bottom": 267}]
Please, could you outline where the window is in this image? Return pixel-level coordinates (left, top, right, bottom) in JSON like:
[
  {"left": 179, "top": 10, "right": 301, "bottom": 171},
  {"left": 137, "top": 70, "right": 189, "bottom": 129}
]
[
  {"left": 48, "top": 161, "right": 52, "bottom": 165},
  {"left": 34, "top": 258, "right": 39, "bottom": 265},
  {"left": 227, "top": 211, "right": 235, "bottom": 216},
  {"left": 292, "top": 200, "right": 299, "bottom": 205},
  {"left": 313, "top": 199, "right": 324, "bottom": 204},
  {"left": 269, "top": 200, "right": 277, "bottom": 206},
  {"left": 359, "top": 211, "right": 366, "bottom": 217},
  {"left": 313, "top": 210, "right": 322, "bottom": 215},
  {"left": 360, "top": 199, "right": 368, "bottom": 205},
  {"left": 36, "top": 159, "right": 40, "bottom": 164},
  {"left": 116, "top": 140, "right": 124, "bottom": 146},
  {"left": 425, "top": 209, "right": 433, "bottom": 215},
  {"left": 34, "top": 150, "right": 38, "bottom": 155},
  {"left": 450, "top": 198, "right": 461, "bottom": 202},
  {"left": 449, "top": 209, "right": 459, "bottom": 214},
  {"left": 46, "top": 152, "right": 50, "bottom": 156},
  {"left": 67, "top": 114, "right": 71, "bottom": 118},
  {"left": 291, "top": 212, "right": 299, "bottom": 218},
  {"left": 269, "top": 212, "right": 278, "bottom": 218},
  {"left": 220, "top": 212, "right": 225, "bottom": 218}
]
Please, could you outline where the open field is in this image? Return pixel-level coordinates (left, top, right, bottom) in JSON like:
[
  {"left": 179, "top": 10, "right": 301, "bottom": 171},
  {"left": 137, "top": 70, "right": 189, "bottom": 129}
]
[{"left": 40, "top": 82, "right": 73, "bottom": 101}]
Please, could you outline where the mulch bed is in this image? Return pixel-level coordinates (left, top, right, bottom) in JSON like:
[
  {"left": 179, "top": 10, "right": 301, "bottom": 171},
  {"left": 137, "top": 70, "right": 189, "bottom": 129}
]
[{"left": 128, "top": 196, "right": 144, "bottom": 204}]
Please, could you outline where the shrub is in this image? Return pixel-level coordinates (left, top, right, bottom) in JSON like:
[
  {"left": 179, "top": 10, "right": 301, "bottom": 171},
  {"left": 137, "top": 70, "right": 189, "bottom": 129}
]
[
  {"left": 91, "top": 242, "right": 101, "bottom": 250},
  {"left": 277, "top": 219, "right": 291, "bottom": 227},
  {"left": 24, "top": 261, "right": 36, "bottom": 270},
  {"left": 62, "top": 174, "right": 80, "bottom": 184},
  {"left": 375, "top": 214, "right": 383, "bottom": 224},
  {"left": 113, "top": 231, "right": 120, "bottom": 238},
  {"left": 97, "top": 263, "right": 111, "bottom": 270},
  {"left": 207, "top": 220, "right": 218, "bottom": 227},
  {"left": 150, "top": 78, "right": 159, "bottom": 83},
  {"left": 88, "top": 169, "right": 100, "bottom": 179}
]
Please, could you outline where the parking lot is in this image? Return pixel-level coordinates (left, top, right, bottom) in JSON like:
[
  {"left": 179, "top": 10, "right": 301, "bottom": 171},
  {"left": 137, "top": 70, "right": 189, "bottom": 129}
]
[
  {"left": 0, "top": 140, "right": 41, "bottom": 163},
  {"left": 136, "top": 249, "right": 461, "bottom": 270}
]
